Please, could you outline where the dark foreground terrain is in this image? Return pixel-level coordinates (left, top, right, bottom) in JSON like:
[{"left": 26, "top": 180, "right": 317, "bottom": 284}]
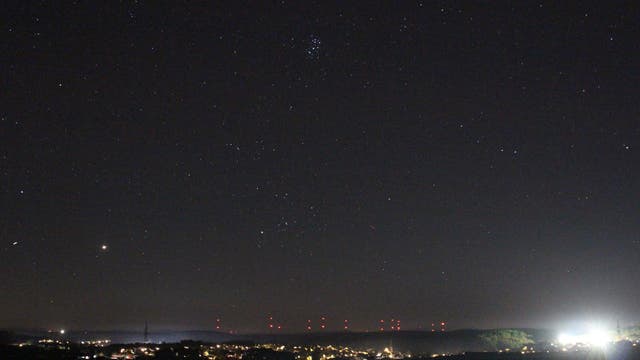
[
  {"left": 2, "top": 328, "right": 640, "bottom": 360},
  {"left": 1, "top": 342, "right": 639, "bottom": 360}
]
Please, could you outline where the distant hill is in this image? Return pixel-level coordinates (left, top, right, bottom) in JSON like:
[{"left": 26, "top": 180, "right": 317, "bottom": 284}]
[
  {"left": 247, "top": 329, "right": 555, "bottom": 354},
  {"left": 0, "top": 329, "right": 237, "bottom": 345},
  {"left": 0, "top": 328, "right": 556, "bottom": 354}
]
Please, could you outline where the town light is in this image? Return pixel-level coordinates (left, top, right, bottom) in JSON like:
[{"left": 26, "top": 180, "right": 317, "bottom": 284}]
[
  {"left": 585, "top": 325, "right": 611, "bottom": 349},
  {"left": 557, "top": 323, "right": 612, "bottom": 349}
]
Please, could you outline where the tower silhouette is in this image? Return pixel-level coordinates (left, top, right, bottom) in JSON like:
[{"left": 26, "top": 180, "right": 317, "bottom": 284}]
[{"left": 144, "top": 321, "right": 148, "bottom": 343}]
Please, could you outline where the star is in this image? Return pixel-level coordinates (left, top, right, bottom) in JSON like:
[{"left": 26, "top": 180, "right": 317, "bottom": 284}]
[{"left": 100, "top": 244, "right": 108, "bottom": 251}]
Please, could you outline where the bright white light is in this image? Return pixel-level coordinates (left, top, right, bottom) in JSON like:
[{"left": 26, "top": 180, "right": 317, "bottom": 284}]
[
  {"left": 585, "top": 325, "right": 611, "bottom": 349},
  {"left": 59, "top": 329, "right": 65, "bottom": 335},
  {"left": 557, "top": 323, "right": 612, "bottom": 349},
  {"left": 557, "top": 333, "right": 573, "bottom": 345},
  {"left": 100, "top": 244, "right": 108, "bottom": 251}
]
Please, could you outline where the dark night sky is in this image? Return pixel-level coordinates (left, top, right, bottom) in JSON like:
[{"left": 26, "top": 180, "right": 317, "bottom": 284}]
[{"left": 2, "top": 1, "right": 640, "bottom": 333}]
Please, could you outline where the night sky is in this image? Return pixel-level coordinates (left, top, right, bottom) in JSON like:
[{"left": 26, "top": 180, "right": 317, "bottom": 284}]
[{"left": 2, "top": 1, "right": 640, "bottom": 333}]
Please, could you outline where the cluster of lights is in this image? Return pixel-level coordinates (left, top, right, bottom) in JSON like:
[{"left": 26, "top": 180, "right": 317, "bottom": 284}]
[
  {"left": 264, "top": 316, "right": 412, "bottom": 332},
  {"left": 38, "top": 339, "right": 66, "bottom": 344},
  {"left": 430, "top": 322, "right": 446, "bottom": 332},
  {"left": 79, "top": 339, "right": 111, "bottom": 346},
  {"left": 22, "top": 341, "right": 380, "bottom": 360},
  {"left": 203, "top": 343, "right": 371, "bottom": 360},
  {"left": 267, "top": 315, "right": 283, "bottom": 330},
  {"left": 304, "top": 316, "right": 335, "bottom": 331},
  {"left": 378, "top": 318, "right": 402, "bottom": 332}
]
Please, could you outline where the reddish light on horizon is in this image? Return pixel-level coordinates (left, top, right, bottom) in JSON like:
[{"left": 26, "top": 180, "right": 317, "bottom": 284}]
[{"left": 268, "top": 315, "right": 275, "bottom": 330}]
